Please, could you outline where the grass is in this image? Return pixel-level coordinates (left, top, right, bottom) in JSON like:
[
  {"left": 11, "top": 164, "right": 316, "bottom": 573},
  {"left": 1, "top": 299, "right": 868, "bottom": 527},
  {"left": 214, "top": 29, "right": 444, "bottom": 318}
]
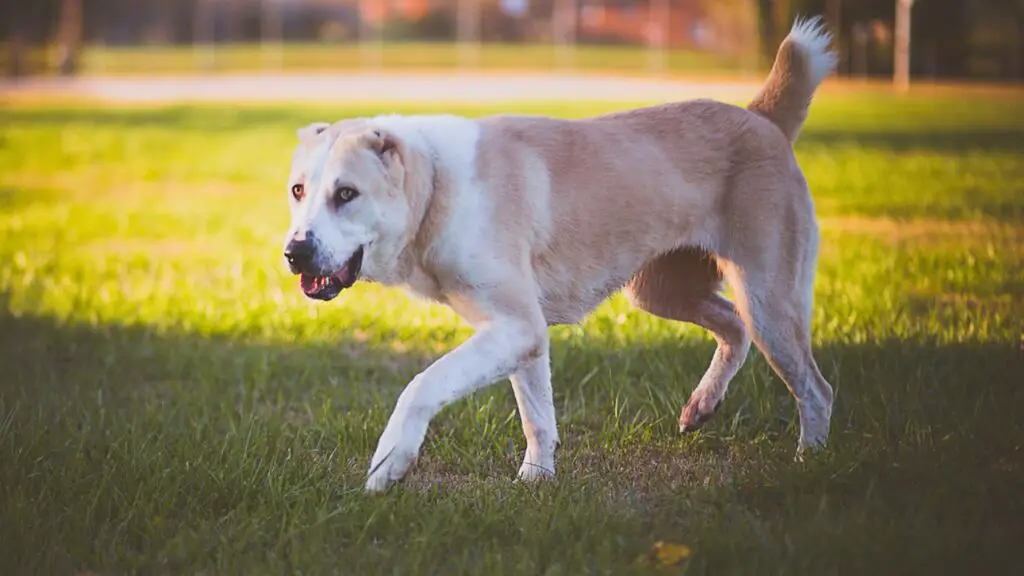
[
  {"left": 2, "top": 41, "right": 752, "bottom": 77},
  {"left": 1, "top": 90, "right": 1023, "bottom": 575}
]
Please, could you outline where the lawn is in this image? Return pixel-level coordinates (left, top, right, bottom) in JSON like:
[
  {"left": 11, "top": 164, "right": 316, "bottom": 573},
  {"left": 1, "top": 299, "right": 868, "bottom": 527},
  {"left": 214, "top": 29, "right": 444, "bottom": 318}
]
[
  {"left": 0, "top": 91, "right": 1022, "bottom": 575},
  {"left": 3, "top": 41, "right": 751, "bottom": 77}
]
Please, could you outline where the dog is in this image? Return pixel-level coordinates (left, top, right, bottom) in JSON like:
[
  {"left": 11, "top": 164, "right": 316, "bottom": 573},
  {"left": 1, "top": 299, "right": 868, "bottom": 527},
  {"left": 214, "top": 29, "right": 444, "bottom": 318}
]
[{"left": 281, "top": 17, "right": 839, "bottom": 492}]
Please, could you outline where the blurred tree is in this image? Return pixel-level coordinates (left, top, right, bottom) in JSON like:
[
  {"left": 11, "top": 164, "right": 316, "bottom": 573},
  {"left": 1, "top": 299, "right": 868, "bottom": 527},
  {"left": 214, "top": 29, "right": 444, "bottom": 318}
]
[{"left": 56, "top": 0, "right": 83, "bottom": 75}]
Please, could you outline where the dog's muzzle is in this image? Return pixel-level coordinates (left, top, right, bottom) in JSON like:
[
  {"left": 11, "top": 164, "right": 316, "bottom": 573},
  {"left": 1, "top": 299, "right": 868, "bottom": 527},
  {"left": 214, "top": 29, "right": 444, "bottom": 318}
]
[{"left": 284, "top": 237, "right": 364, "bottom": 301}]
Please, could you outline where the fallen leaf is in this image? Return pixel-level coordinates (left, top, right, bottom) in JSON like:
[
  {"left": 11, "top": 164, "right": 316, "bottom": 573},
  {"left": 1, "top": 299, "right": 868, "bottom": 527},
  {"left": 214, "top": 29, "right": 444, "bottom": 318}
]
[
  {"left": 636, "top": 540, "right": 693, "bottom": 569},
  {"left": 653, "top": 540, "right": 692, "bottom": 566}
]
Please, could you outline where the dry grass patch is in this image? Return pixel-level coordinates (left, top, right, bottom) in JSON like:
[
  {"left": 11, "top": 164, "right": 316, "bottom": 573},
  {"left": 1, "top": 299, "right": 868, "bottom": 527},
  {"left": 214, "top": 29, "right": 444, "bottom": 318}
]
[{"left": 819, "top": 215, "right": 1020, "bottom": 247}]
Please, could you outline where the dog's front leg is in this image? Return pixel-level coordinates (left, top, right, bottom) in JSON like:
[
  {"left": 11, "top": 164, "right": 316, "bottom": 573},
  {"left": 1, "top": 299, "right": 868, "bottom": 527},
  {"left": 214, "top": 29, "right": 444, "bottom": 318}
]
[
  {"left": 511, "top": 351, "right": 559, "bottom": 481},
  {"left": 364, "top": 313, "right": 546, "bottom": 493}
]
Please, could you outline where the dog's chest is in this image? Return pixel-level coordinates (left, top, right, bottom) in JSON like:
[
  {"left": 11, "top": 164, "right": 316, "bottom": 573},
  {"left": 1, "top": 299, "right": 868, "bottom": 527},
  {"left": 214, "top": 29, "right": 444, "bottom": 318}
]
[{"left": 401, "top": 267, "right": 446, "bottom": 304}]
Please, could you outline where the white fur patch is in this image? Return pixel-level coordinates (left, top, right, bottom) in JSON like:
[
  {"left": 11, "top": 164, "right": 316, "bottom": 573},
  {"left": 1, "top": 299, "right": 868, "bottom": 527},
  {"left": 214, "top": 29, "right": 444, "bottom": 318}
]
[
  {"left": 369, "top": 114, "right": 500, "bottom": 289},
  {"left": 286, "top": 134, "right": 337, "bottom": 247},
  {"left": 365, "top": 313, "right": 545, "bottom": 492},
  {"left": 370, "top": 113, "right": 480, "bottom": 177},
  {"left": 787, "top": 16, "right": 839, "bottom": 88}
]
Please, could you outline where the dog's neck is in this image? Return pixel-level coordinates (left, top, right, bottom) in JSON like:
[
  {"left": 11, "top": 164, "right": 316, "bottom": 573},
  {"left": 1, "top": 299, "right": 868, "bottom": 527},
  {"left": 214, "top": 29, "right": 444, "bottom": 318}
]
[{"left": 388, "top": 137, "right": 444, "bottom": 294}]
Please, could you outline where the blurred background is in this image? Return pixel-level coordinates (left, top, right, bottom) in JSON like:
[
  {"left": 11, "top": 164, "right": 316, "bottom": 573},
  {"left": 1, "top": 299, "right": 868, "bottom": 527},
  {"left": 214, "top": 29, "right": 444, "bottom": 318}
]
[{"left": 2, "top": 0, "right": 1022, "bottom": 87}]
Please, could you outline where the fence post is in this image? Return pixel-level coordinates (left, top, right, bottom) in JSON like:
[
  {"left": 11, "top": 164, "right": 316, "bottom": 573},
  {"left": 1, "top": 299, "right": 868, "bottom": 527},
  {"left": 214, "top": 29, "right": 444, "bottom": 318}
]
[
  {"left": 457, "top": 0, "right": 482, "bottom": 70},
  {"left": 358, "top": 0, "right": 382, "bottom": 70},
  {"left": 646, "top": 0, "right": 669, "bottom": 73},
  {"left": 554, "top": 0, "right": 577, "bottom": 70},
  {"left": 261, "top": 0, "right": 284, "bottom": 72},
  {"left": 194, "top": 0, "right": 217, "bottom": 72},
  {"left": 894, "top": 0, "right": 915, "bottom": 92}
]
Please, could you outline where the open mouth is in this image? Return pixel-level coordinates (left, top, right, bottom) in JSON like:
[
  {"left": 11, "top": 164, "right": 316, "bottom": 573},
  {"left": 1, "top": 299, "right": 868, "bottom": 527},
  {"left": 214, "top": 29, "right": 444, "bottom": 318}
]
[{"left": 299, "top": 246, "right": 364, "bottom": 301}]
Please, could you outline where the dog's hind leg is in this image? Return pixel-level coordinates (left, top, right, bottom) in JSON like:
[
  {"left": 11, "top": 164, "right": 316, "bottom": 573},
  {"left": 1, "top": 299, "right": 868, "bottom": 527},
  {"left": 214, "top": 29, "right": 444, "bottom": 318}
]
[
  {"left": 717, "top": 219, "right": 834, "bottom": 453},
  {"left": 624, "top": 248, "right": 752, "bottom": 432},
  {"left": 673, "top": 294, "right": 752, "bottom": 431}
]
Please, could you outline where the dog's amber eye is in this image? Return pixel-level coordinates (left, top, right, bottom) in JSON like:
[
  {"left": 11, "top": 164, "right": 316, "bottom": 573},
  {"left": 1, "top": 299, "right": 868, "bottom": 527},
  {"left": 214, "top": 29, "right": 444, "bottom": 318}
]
[
  {"left": 336, "top": 186, "right": 359, "bottom": 204},
  {"left": 291, "top": 184, "right": 304, "bottom": 200}
]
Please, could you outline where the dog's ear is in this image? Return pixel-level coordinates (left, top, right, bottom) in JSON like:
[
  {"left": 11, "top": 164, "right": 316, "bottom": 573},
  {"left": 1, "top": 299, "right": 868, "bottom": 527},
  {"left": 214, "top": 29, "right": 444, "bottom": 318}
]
[
  {"left": 365, "top": 128, "right": 402, "bottom": 166},
  {"left": 296, "top": 122, "right": 330, "bottom": 141}
]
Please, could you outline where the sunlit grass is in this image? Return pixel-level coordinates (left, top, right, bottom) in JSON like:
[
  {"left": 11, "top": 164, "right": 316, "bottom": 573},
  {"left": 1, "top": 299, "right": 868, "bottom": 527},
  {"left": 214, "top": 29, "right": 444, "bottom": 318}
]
[{"left": 0, "top": 92, "right": 1022, "bottom": 574}]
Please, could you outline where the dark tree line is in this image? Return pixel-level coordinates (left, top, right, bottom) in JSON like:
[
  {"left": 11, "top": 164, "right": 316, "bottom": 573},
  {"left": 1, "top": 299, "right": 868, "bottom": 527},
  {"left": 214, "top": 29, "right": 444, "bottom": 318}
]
[{"left": 777, "top": 0, "right": 1022, "bottom": 79}]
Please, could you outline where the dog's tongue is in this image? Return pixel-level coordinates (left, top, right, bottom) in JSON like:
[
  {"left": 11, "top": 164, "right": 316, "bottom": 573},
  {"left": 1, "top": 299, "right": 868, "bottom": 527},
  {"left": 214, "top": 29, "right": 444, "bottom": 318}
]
[
  {"left": 299, "top": 273, "right": 322, "bottom": 295},
  {"left": 333, "top": 264, "right": 350, "bottom": 284}
]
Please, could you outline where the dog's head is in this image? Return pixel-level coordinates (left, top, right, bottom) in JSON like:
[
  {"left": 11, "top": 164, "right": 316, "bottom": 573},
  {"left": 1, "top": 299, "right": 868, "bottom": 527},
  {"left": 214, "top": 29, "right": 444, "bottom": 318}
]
[{"left": 282, "top": 120, "right": 411, "bottom": 301}]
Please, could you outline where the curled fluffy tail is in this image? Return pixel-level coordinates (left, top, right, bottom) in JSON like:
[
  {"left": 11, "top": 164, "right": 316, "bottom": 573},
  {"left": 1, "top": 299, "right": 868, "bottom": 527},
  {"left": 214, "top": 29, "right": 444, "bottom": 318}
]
[{"left": 748, "top": 16, "right": 838, "bottom": 144}]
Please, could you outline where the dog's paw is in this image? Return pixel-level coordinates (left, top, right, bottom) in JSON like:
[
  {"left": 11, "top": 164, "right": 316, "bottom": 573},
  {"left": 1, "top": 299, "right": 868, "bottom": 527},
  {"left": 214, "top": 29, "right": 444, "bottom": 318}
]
[
  {"left": 679, "top": 396, "right": 723, "bottom": 433},
  {"left": 364, "top": 420, "right": 426, "bottom": 493},
  {"left": 794, "top": 442, "right": 827, "bottom": 463},
  {"left": 795, "top": 404, "right": 831, "bottom": 458},
  {"left": 364, "top": 443, "right": 419, "bottom": 493},
  {"left": 516, "top": 460, "right": 555, "bottom": 483},
  {"left": 514, "top": 437, "right": 558, "bottom": 484},
  {"left": 795, "top": 431, "right": 828, "bottom": 461}
]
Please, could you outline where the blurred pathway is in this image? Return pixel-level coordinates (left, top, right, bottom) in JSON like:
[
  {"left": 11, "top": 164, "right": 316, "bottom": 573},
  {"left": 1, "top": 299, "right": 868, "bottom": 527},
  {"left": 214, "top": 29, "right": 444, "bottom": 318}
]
[{"left": 0, "top": 72, "right": 763, "bottom": 104}]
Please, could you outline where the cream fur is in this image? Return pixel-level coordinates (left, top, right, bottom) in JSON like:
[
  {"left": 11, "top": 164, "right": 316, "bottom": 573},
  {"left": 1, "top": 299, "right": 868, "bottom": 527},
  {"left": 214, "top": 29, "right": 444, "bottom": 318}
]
[{"left": 282, "top": 17, "right": 839, "bottom": 492}]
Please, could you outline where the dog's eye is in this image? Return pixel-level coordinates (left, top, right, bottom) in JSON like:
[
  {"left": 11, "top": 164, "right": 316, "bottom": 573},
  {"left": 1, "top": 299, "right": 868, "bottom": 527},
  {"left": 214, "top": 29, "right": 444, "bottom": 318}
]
[
  {"left": 291, "top": 184, "right": 304, "bottom": 200},
  {"left": 336, "top": 186, "right": 359, "bottom": 204}
]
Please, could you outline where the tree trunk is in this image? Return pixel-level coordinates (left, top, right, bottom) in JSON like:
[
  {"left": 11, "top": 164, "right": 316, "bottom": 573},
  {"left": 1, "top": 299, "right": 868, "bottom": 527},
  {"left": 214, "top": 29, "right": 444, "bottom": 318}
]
[
  {"left": 894, "top": 0, "right": 915, "bottom": 91},
  {"left": 773, "top": 0, "right": 793, "bottom": 48},
  {"left": 826, "top": 0, "right": 842, "bottom": 74},
  {"left": 57, "top": 0, "right": 83, "bottom": 76},
  {"left": 1014, "top": 0, "right": 1024, "bottom": 80},
  {"left": 457, "top": 0, "right": 482, "bottom": 69},
  {"left": 7, "top": 32, "right": 27, "bottom": 78},
  {"left": 756, "top": 0, "right": 774, "bottom": 60}
]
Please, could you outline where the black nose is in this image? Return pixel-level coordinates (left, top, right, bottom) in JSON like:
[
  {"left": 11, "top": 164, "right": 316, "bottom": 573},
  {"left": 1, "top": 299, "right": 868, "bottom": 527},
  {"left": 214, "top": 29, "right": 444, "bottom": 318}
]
[{"left": 284, "top": 238, "right": 315, "bottom": 272}]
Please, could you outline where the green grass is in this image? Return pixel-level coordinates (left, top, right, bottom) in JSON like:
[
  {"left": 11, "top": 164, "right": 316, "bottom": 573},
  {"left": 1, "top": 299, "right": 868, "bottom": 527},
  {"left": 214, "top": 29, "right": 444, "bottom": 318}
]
[
  {"left": 1, "top": 91, "right": 1023, "bottom": 575},
  {"left": 2, "top": 41, "right": 751, "bottom": 77}
]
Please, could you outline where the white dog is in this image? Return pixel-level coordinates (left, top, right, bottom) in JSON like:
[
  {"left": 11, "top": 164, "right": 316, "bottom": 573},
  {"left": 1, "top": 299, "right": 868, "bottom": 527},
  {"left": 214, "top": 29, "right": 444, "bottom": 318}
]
[{"left": 282, "top": 17, "right": 839, "bottom": 492}]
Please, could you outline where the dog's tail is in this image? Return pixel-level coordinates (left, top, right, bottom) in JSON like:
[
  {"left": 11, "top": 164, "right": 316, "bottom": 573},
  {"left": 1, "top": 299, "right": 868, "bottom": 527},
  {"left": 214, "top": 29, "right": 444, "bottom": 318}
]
[{"left": 747, "top": 16, "right": 838, "bottom": 144}]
